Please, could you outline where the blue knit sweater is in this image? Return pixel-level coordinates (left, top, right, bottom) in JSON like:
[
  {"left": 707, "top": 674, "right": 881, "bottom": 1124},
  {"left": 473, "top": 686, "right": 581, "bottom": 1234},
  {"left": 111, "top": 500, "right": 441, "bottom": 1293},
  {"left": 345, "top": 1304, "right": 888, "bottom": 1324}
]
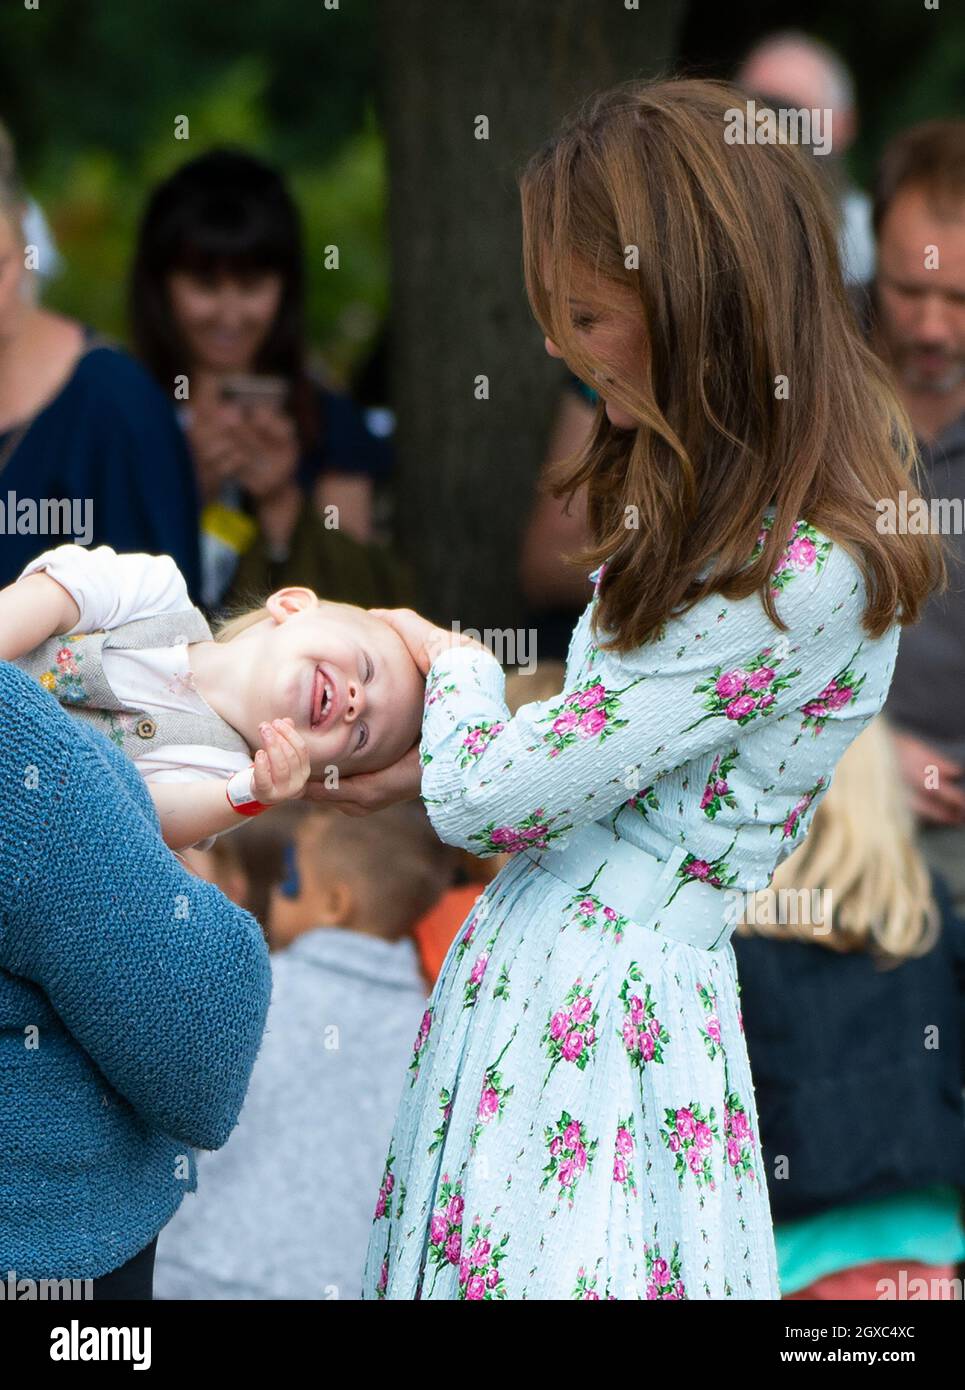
[{"left": 0, "top": 661, "right": 272, "bottom": 1281}]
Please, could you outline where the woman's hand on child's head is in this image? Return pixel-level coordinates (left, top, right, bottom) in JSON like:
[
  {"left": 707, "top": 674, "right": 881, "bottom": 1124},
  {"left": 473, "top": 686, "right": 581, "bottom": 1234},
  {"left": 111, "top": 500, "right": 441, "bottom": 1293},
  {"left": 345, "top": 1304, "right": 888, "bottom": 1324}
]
[
  {"left": 368, "top": 607, "right": 491, "bottom": 676},
  {"left": 252, "top": 717, "right": 312, "bottom": 805},
  {"left": 301, "top": 742, "right": 423, "bottom": 817}
]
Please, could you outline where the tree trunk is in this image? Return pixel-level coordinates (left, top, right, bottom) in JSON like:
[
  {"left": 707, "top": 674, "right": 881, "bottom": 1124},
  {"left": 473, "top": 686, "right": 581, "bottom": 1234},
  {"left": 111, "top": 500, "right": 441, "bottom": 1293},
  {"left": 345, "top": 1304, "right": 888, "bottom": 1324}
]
[{"left": 377, "top": 0, "right": 683, "bottom": 631}]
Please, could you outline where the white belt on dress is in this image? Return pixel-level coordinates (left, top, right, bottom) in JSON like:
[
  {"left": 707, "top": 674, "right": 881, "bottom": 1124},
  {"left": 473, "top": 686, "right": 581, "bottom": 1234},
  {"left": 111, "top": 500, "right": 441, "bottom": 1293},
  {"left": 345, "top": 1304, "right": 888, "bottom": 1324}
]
[{"left": 523, "top": 820, "right": 737, "bottom": 952}]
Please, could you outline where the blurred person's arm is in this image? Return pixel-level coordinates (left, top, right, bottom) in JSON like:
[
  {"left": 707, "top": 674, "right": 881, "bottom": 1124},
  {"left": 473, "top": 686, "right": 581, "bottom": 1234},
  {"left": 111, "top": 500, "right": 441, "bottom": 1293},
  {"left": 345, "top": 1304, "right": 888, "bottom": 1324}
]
[
  {"left": 313, "top": 472, "right": 374, "bottom": 544},
  {"left": 891, "top": 728, "right": 965, "bottom": 825},
  {"left": 519, "top": 388, "right": 595, "bottom": 609},
  {"left": 306, "top": 388, "right": 388, "bottom": 545}
]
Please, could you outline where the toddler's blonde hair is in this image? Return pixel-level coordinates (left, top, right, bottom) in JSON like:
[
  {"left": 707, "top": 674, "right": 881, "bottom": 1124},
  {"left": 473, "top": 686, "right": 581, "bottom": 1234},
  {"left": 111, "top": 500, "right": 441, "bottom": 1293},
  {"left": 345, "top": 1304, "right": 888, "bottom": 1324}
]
[{"left": 214, "top": 596, "right": 303, "bottom": 643}]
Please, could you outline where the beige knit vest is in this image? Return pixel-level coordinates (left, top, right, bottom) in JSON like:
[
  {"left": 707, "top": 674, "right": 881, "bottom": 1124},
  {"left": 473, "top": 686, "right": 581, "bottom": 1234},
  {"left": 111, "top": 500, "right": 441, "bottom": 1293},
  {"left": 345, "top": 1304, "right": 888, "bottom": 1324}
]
[{"left": 14, "top": 607, "right": 251, "bottom": 762}]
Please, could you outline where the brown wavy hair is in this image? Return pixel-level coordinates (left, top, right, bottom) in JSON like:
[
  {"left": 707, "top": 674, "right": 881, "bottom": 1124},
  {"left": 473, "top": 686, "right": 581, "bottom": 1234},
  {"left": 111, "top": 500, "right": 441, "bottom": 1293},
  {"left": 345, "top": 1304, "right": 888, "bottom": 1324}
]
[{"left": 519, "top": 78, "right": 944, "bottom": 655}]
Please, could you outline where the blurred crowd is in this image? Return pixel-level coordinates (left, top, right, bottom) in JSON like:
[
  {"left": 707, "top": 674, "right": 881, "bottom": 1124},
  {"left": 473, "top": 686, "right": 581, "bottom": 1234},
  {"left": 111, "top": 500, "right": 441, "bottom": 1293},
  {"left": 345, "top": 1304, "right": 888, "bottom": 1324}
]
[{"left": 1, "top": 29, "right": 963, "bottom": 1300}]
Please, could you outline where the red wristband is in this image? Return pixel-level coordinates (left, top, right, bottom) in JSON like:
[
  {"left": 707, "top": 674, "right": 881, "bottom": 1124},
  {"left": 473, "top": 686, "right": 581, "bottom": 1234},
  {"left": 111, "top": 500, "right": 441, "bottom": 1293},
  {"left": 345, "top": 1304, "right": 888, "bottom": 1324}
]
[
  {"left": 227, "top": 791, "right": 270, "bottom": 817},
  {"left": 226, "top": 766, "right": 271, "bottom": 816}
]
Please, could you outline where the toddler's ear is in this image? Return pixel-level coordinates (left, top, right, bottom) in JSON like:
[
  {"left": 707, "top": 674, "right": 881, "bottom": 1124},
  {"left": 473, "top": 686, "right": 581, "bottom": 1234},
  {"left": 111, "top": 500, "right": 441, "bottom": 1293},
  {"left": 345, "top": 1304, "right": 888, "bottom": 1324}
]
[{"left": 266, "top": 586, "right": 318, "bottom": 621}]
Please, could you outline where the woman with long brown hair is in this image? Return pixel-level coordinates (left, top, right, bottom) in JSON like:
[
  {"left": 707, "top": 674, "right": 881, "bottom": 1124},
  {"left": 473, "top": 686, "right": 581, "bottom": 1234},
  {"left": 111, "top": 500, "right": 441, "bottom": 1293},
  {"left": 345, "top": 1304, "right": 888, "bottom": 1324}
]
[{"left": 353, "top": 78, "right": 942, "bottom": 1300}]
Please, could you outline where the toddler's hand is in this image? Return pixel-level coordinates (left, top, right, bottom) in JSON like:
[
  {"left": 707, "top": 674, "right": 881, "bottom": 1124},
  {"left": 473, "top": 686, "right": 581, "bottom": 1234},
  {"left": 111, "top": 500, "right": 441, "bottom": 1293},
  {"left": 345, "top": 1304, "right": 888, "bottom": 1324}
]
[{"left": 252, "top": 717, "right": 311, "bottom": 804}]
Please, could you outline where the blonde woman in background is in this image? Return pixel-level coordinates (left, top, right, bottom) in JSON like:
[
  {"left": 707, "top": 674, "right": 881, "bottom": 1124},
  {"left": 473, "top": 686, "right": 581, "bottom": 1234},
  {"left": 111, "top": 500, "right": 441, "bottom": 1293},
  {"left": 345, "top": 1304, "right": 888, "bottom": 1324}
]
[{"left": 732, "top": 717, "right": 965, "bottom": 1299}]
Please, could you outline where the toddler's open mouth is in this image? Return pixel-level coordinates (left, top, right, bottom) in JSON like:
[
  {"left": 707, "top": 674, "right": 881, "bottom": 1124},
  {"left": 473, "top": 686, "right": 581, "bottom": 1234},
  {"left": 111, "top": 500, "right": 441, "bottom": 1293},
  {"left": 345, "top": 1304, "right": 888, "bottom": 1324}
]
[{"left": 311, "top": 666, "right": 338, "bottom": 730}]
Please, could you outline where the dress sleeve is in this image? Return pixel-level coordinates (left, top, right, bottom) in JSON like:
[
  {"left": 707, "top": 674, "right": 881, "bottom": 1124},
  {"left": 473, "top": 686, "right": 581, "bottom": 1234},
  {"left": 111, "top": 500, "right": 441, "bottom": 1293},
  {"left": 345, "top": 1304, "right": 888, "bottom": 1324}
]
[
  {"left": 18, "top": 543, "right": 192, "bottom": 635},
  {"left": 419, "top": 538, "right": 886, "bottom": 855}
]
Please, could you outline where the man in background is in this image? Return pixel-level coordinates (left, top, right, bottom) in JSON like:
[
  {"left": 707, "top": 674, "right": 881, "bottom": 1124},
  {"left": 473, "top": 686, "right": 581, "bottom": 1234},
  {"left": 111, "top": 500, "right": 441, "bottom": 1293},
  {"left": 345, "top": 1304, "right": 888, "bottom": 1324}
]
[
  {"left": 864, "top": 121, "right": 965, "bottom": 905},
  {"left": 737, "top": 30, "right": 875, "bottom": 284}
]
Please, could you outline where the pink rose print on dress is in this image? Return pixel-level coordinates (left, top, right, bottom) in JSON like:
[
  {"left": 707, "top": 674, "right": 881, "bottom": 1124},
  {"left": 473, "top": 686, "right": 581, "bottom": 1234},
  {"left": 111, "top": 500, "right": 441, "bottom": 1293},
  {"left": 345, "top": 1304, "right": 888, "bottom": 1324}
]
[
  {"left": 664, "top": 836, "right": 740, "bottom": 905},
  {"left": 643, "top": 1241, "right": 687, "bottom": 1299},
  {"left": 612, "top": 1115, "right": 638, "bottom": 1199},
  {"left": 660, "top": 1102, "right": 719, "bottom": 1194},
  {"left": 457, "top": 1216, "right": 510, "bottom": 1300},
  {"left": 468, "top": 1061, "right": 515, "bottom": 1151},
  {"left": 419, "top": 671, "right": 460, "bottom": 766},
  {"left": 408, "top": 1006, "right": 433, "bottom": 1086},
  {"left": 572, "top": 1263, "right": 617, "bottom": 1300},
  {"left": 454, "top": 914, "right": 478, "bottom": 965},
  {"left": 428, "top": 1086, "right": 454, "bottom": 1156},
  {"left": 541, "top": 978, "right": 600, "bottom": 1087},
  {"left": 775, "top": 776, "right": 826, "bottom": 840},
  {"left": 618, "top": 964, "right": 669, "bottom": 1076},
  {"left": 696, "top": 982, "right": 724, "bottom": 1062},
  {"left": 457, "top": 720, "right": 505, "bottom": 768},
  {"left": 468, "top": 1027, "right": 518, "bottom": 1151},
  {"left": 424, "top": 670, "right": 459, "bottom": 708},
  {"left": 686, "top": 648, "right": 800, "bottom": 731},
  {"left": 799, "top": 648, "right": 867, "bottom": 734},
  {"left": 539, "top": 676, "right": 643, "bottom": 758},
  {"left": 463, "top": 932, "right": 499, "bottom": 1008},
  {"left": 469, "top": 806, "right": 574, "bottom": 857},
  {"left": 625, "top": 782, "right": 660, "bottom": 818},
  {"left": 724, "top": 1091, "right": 758, "bottom": 1186},
  {"left": 750, "top": 516, "right": 832, "bottom": 591},
  {"left": 373, "top": 1145, "right": 397, "bottom": 1223},
  {"left": 699, "top": 749, "right": 739, "bottom": 820},
  {"left": 541, "top": 1111, "right": 598, "bottom": 1207},
  {"left": 424, "top": 1174, "right": 468, "bottom": 1296},
  {"left": 563, "top": 864, "right": 630, "bottom": 943}
]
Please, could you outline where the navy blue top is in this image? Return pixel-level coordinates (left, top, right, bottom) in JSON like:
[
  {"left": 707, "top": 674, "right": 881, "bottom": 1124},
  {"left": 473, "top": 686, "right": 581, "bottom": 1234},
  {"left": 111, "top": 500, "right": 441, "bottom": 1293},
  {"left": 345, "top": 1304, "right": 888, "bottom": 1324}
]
[
  {"left": 732, "top": 872, "right": 965, "bottom": 1223},
  {"left": 0, "top": 340, "right": 202, "bottom": 599},
  {"left": 296, "top": 385, "right": 393, "bottom": 490}
]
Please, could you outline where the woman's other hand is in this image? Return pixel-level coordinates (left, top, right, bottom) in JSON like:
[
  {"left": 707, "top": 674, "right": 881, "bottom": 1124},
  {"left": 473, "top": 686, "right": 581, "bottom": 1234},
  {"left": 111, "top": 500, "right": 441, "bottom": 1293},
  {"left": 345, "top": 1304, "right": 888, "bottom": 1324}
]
[{"left": 301, "top": 742, "right": 424, "bottom": 816}]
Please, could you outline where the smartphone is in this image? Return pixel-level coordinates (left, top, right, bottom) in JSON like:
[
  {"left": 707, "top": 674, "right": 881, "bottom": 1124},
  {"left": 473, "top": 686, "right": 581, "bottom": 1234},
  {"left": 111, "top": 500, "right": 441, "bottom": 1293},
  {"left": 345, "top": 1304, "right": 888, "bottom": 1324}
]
[{"left": 219, "top": 374, "right": 290, "bottom": 409}]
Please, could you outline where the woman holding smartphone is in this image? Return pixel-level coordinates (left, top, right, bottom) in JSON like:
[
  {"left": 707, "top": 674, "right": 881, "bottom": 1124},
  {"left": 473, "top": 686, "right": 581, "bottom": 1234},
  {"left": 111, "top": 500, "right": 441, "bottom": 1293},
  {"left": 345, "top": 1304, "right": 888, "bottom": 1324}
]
[{"left": 130, "top": 149, "right": 395, "bottom": 611}]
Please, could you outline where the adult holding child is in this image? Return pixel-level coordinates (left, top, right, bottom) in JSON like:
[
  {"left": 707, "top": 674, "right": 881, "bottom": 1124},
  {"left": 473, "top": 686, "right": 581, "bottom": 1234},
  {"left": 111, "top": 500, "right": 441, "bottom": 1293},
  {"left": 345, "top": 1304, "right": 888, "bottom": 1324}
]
[
  {"left": 0, "top": 661, "right": 272, "bottom": 1297},
  {"left": 338, "top": 79, "right": 941, "bottom": 1301}
]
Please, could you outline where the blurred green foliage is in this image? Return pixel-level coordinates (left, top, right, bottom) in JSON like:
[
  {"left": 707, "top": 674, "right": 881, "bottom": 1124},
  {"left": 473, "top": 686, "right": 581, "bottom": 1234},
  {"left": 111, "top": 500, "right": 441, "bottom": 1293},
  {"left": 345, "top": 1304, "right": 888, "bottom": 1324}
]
[{"left": 0, "top": 0, "right": 386, "bottom": 378}]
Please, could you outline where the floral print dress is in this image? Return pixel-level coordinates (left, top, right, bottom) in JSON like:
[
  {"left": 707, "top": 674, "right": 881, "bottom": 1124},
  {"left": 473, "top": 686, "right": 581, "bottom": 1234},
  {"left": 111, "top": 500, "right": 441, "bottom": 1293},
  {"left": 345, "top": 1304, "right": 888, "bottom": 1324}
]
[{"left": 361, "top": 515, "right": 900, "bottom": 1300}]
